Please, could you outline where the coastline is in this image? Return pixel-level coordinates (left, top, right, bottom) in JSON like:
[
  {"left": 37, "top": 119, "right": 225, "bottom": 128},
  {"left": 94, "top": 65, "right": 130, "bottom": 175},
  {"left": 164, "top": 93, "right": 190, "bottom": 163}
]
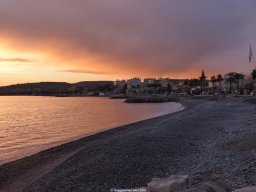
[
  {"left": 0, "top": 96, "right": 183, "bottom": 166},
  {"left": 0, "top": 98, "right": 184, "bottom": 166},
  {"left": 0, "top": 100, "right": 190, "bottom": 191},
  {"left": 1, "top": 97, "right": 256, "bottom": 191}
]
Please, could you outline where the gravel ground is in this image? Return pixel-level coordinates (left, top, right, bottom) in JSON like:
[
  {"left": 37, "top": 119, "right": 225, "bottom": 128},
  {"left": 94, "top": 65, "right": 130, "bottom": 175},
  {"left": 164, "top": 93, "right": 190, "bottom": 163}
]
[{"left": 1, "top": 97, "right": 256, "bottom": 192}]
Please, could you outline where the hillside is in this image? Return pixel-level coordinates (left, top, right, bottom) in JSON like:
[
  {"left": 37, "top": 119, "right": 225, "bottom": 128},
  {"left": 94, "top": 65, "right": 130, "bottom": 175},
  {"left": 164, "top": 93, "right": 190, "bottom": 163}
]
[{"left": 0, "top": 81, "right": 114, "bottom": 96}]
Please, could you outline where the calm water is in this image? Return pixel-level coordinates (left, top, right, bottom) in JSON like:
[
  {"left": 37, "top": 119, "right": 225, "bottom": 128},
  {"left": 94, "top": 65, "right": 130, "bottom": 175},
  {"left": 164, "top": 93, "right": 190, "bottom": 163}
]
[{"left": 0, "top": 96, "right": 183, "bottom": 165}]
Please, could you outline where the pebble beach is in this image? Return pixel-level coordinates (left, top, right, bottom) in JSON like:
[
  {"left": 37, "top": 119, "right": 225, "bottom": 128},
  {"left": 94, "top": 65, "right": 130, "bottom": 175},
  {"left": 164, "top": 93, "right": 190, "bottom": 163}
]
[{"left": 1, "top": 96, "right": 256, "bottom": 192}]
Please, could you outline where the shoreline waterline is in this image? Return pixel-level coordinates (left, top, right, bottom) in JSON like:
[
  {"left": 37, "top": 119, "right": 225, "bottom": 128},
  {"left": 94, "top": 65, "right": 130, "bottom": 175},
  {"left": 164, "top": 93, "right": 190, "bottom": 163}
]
[
  {"left": 0, "top": 98, "right": 198, "bottom": 192},
  {"left": 0, "top": 102, "right": 185, "bottom": 165},
  {"left": 0, "top": 100, "right": 189, "bottom": 192}
]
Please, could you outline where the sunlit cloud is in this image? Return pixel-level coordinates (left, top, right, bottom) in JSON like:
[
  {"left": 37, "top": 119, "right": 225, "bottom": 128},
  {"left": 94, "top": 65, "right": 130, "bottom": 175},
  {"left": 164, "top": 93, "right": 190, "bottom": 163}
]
[
  {"left": 58, "top": 69, "right": 108, "bottom": 75},
  {"left": 0, "top": 0, "right": 255, "bottom": 85},
  {"left": 0, "top": 58, "right": 32, "bottom": 63}
]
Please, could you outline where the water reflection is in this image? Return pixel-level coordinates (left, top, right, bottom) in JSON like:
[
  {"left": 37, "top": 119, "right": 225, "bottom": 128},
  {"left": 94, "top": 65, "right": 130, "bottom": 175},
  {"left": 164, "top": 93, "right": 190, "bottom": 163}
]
[{"left": 0, "top": 96, "right": 183, "bottom": 164}]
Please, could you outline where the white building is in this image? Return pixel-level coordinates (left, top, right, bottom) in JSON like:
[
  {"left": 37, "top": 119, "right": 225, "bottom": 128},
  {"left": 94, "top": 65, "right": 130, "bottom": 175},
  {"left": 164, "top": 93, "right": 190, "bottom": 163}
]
[
  {"left": 127, "top": 78, "right": 142, "bottom": 88},
  {"left": 144, "top": 78, "right": 156, "bottom": 85}
]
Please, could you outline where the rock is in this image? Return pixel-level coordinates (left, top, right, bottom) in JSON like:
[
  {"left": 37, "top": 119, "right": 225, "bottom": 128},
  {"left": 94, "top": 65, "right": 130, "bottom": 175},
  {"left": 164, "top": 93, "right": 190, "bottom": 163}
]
[
  {"left": 232, "top": 186, "right": 256, "bottom": 192},
  {"left": 183, "top": 182, "right": 227, "bottom": 192},
  {"left": 147, "top": 175, "right": 190, "bottom": 192},
  {"left": 202, "top": 182, "right": 227, "bottom": 192},
  {"left": 125, "top": 97, "right": 180, "bottom": 103}
]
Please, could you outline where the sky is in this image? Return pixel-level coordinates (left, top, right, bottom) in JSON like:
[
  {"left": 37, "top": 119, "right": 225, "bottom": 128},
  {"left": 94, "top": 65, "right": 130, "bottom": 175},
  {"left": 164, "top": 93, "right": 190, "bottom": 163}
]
[{"left": 0, "top": 0, "right": 256, "bottom": 85}]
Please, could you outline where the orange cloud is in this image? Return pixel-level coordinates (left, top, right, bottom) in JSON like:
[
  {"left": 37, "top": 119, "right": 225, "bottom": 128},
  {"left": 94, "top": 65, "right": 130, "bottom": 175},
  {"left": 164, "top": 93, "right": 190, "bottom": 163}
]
[
  {"left": 0, "top": 58, "right": 32, "bottom": 62},
  {"left": 57, "top": 69, "right": 109, "bottom": 75},
  {"left": 0, "top": 0, "right": 255, "bottom": 84}
]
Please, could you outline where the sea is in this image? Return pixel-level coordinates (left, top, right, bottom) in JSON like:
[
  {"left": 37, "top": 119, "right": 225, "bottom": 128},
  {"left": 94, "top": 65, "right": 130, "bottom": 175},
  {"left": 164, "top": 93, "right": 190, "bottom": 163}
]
[{"left": 0, "top": 96, "right": 183, "bottom": 165}]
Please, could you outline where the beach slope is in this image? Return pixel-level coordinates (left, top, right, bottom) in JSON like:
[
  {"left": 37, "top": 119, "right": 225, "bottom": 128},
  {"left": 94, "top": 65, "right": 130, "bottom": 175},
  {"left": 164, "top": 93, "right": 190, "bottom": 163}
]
[{"left": 1, "top": 97, "right": 256, "bottom": 192}]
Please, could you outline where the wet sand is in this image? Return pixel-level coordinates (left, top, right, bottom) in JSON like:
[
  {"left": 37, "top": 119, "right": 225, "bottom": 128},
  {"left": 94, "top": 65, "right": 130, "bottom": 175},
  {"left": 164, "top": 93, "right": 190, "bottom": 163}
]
[{"left": 1, "top": 97, "right": 256, "bottom": 192}]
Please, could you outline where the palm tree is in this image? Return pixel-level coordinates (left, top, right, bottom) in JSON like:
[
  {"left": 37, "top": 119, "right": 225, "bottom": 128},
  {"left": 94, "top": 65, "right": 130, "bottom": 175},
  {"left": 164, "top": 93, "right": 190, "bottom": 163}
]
[
  {"left": 225, "top": 72, "right": 236, "bottom": 94},
  {"left": 216, "top": 74, "right": 223, "bottom": 92},
  {"left": 210, "top": 76, "right": 217, "bottom": 89},
  {"left": 234, "top": 73, "right": 245, "bottom": 91},
  {"left": 199, "top": 70, "right": 207, "bottom": 94}
]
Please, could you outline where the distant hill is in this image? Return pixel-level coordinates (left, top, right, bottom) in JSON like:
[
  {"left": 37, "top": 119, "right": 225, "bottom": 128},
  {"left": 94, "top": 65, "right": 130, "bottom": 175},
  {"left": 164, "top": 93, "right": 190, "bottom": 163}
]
[
  {"left": 0, "top": 82, "right": 72, "bottom": 95},
  {"left": 0, "top": 81, "right": 114, "bottom": 96},
  {"left": 73, "top": 81, "right": 113, "bottom": 88}
]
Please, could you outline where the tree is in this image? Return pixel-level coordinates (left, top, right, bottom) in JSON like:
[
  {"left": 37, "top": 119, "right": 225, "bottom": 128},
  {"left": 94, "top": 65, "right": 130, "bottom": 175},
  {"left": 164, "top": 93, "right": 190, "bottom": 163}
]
[
  {"left": 189, "top": 78, "right": 201, "bottom": 87},
  {"left": 252, "top": 69, "right": 256, "bottom": 80},
  {"left": 183, "top": 79, "right": 189, "bottom": 86},
  {"left": 234, "top": 73, "right": 244, "bottom": 91},
  {"left": 210, "top": 76, "right": 217, "bottom": 88},
  {"left": 199, "top": 70, "right": 207, "bottom": 93},
  {"left": 182, "top": 79, "right": 190, "bottom": 94},
  {"left": 122, "top": 84, "right": 128, "bottom": 94},
  {"left": 225, "top": 72, "right": 237, "bottom": 94},
  {"left": 167, "top": 83, "right": 172, "bottom": 94},
  {"left": 216, "top": 74, "right": 223, "bottom": 91}
]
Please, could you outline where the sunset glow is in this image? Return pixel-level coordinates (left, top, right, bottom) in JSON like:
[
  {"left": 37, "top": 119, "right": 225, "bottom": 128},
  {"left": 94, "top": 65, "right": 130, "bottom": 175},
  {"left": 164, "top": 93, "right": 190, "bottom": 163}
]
[
  {"left": 1, "top": 2, "right": 256, "bottom": 191},
  {"left": 0, "top": 0, "right": 256, "bottom": 85}
]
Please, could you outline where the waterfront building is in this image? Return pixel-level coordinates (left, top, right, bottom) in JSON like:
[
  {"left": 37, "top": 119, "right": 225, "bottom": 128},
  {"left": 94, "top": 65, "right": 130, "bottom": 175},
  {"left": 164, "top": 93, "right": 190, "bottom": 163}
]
[
  {"left": 115, "top": 80, "right": 127, "bottom": 89},
  {"left": 114, "top": 80, "right": 127, "bottom": 94},
  {"left": 144, "top": 78, "right": 156, "bottom": 85},
  {"left": 127, "top": 78, "right": 142, "bottom": 88},
  {"left": 158, "top": 78, "right": 171, "bottom": 88}
]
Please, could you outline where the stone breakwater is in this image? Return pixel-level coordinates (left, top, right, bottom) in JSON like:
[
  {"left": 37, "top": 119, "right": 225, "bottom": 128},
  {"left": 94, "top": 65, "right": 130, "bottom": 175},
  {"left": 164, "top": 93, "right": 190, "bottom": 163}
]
[
  {"left": 125, "top": 96, "right": 180, "bottom": 103},
  {"left": 1, "top": 97, "right": 256, "bottom": 192}
]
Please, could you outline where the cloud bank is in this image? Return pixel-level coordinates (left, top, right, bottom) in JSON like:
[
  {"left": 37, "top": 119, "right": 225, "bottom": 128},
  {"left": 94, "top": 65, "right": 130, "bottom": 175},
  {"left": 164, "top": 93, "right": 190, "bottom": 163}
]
[{"left": 0, "top": 0, "right": 255, "bottom": 78}]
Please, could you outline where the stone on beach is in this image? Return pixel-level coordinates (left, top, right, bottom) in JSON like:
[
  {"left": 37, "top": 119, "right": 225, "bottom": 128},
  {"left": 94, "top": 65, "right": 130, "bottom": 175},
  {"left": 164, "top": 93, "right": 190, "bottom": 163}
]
[
  {"left": 183, "top": 182, "right": 227, "bottom": 192},
  {"left": 201, "top": 182, "right": 227, "bottom": 192},
  {"left": 232, "top": 186, "right": 256, "bottom": 192},
  {"left": 147, "top": 175, "right": 190, "bottom": 192}
]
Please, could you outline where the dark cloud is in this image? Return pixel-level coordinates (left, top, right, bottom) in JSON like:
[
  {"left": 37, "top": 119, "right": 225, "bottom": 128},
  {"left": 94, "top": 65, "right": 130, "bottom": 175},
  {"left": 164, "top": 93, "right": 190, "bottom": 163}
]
[{"left": 0, "top": 0, "right": 255, "bottom": 76}]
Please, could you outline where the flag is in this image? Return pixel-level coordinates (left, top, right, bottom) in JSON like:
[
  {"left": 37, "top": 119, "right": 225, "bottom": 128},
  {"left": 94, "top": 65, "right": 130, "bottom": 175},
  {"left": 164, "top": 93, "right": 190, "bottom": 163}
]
[{"left": 249, "top": 44, "right": 253, "bottom": 64}]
